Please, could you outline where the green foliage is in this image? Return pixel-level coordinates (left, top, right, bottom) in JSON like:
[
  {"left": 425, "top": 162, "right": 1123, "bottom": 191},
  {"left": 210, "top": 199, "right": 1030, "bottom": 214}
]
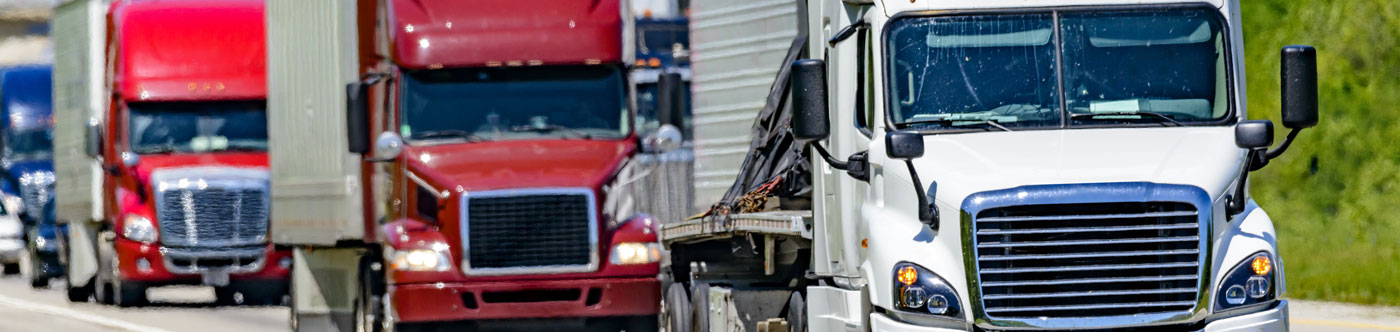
[{"left": 1241, "top": 0, "right": 1400, "bottom": 306}]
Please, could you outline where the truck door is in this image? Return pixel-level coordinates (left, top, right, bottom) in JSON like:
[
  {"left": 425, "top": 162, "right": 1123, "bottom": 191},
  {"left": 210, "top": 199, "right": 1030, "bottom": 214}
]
[{"left": 809, "top": 4, "right": 875, "bottom": 279}]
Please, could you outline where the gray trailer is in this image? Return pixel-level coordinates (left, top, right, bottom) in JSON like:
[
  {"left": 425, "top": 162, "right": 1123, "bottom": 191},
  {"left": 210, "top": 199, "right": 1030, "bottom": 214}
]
[{"left": 51, "top": 0, "right": 108, "bottom": 302}]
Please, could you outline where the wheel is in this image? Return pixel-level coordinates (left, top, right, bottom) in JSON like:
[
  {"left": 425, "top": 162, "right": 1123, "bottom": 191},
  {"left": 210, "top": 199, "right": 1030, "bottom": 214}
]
[
  {"left": 355, "top": 255, "right": 385, "bottom": 332},
  {"left": 112, "top": 280, "right": 147, "bottom": 307},
  {"left": 26, "top": 242, "right": 49, "bottom": 289},
  {"left": 215, "top": 286, "right": 241, "bottom": 306},
  {"left": 664, "top": 283, "right": 691, "bottom": 332},
  {"left": 93, "top": 232, "right": 116, "bottom": 305},
  {"left": 66, "top": 277, "right": 94, "bottom": 303},
  {"left": 689, "top": 282, "right": 710, "bottom": 332},
  {"left": 2, "top": 263, "right": 18, "bottom": 275},
  {"left": 786, "top": 291, "right": 806, "bottom": 332}
]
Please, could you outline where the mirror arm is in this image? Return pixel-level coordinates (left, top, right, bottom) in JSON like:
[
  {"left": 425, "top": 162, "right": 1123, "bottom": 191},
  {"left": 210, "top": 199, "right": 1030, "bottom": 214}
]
[
  {"left": 1263, "top": 127, "right": 1303, "bottom": 160},
  {"left": 1228, "top": 149, "right": 1266, "bottom": 216},
  {"left": 904, "top": 159, "right": 936, "bottom": 229},
  {"left": 810, "top": 142, "right": 849, "bottom": 171},
  {"left": 826, "top": 20, "right": 868, "bottom": 47}
]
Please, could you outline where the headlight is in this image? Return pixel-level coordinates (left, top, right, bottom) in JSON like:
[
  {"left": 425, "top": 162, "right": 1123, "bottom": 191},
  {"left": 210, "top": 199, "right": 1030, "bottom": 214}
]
[
  {"left": 121, "top": 215, "right": 157, "bottom": 244},
  {"left": 893, "top": 262, "right": 962, "bottom": 318},
  {"left": 391, "top": 245, "right": 451, "bottom": 272},
  {"left": 1216, "top": 252, "right": 1277, "bottom": 311},
  {"left": 608, "top": 242, "right": 661, "bottom": 265}
]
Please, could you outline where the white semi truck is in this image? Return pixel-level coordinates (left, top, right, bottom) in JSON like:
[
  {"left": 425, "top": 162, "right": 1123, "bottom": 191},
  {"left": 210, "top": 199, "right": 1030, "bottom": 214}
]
[{"left": 662, "top": 0, "right": 1319, "bottom": 331}]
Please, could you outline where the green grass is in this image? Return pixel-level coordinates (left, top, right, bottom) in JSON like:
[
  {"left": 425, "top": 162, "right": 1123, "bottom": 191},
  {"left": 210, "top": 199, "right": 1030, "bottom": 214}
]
[{"left": 1241, "top": 0, "right": 1400, "bottom": 306}]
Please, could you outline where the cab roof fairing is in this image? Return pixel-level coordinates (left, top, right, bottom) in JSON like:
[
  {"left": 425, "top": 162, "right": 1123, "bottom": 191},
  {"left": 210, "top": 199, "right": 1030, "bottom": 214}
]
[
  {"left": 386, "top": 0, "right": 625, "bottom": 70},
  {"left": 0, "top": 65, "right": 53, "bottom": 130},
  {"left": 110, "top": 0, "right": 267, "bottom": 102}
]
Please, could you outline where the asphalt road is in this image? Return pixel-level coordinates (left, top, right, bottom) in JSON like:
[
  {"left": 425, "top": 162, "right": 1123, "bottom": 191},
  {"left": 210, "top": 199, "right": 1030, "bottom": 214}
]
[{"left": 0, "top": 272, "right": 1393, "bottom": 332}]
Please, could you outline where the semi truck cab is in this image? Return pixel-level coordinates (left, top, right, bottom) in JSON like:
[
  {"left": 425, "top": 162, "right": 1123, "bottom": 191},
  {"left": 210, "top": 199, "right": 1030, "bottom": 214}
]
[
  {"left": 61, "top": 0, "right": 290, "bottom": 307},
  {"left": 0, "top": 65, "right": 64, "bottom": 289},
  {"left": 664, "top": 0, "right": 1319, "bottom": 331}
]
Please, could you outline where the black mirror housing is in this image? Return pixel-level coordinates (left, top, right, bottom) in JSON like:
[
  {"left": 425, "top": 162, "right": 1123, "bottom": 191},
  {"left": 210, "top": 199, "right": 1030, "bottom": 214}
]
[
  {"left": 886, "top": 131, "right": 925, "bottom": 160},
  {"left": 346, "top": 81, "right": 372, "bottom": 155},
  {"left": 790, "top": 59, "right": 830, "bottom": 142},
  {"left": 1281, "top": 45, "right": 1319, "bottom": 129},
  {"left": 656, "top": 72, "right": 685, "bottom": 133},
  {"left": 1235, "top": 120, "right": 1275, "bottom": 149},
  {"left": 84, "top": 121, "right": 103, "bottom": 158}
]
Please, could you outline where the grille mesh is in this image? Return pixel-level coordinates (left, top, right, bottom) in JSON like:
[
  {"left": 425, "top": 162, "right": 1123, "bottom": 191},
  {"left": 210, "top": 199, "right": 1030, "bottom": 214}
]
[
  {"left": 157, "top": 187, "right": 269, "bottom": 247},
  {"left": 467, "top": 193, "right": 593, "bottom": 269},
  {"left": 974, "top": 202, "right": 1201, "bottom": 319}
]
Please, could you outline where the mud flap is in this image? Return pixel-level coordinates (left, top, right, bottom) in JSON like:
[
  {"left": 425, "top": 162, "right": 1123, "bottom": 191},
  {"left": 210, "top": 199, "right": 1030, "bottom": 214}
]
[
  {"left": 291, "top": 247, "right": 364, "bottom": 332},
  {"left": 64, "top": 220, "right": 99, "bottom": 289}
]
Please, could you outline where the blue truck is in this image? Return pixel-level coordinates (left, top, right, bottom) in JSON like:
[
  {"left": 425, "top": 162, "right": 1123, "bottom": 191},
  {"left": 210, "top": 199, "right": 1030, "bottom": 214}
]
[
  {"left": 0, "top": 65, "right": 63, "bottom": 289},
  {"left": 632, "top": 16, "right": 692, "bottom": 137}
]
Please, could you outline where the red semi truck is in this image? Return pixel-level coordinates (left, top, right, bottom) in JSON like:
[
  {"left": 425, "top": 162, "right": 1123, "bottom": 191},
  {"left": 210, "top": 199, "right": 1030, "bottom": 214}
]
[
  {"left": 266, "top": 0, "right": 673, "bottom": 331},
  {"left": 56, "top": 0, "right": 290, "bottom": 306}
]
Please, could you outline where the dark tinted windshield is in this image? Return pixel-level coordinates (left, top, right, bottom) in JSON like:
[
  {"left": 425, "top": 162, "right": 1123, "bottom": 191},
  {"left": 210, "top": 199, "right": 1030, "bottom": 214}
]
[
  {"left": 886, "top": 7, "right": 1229, "bottom": 131},
  {"left": 401, "top": 66, "right": 629, "bottom": 142},
  {"left": 5, "top": 128, "right": 52, "bottom": 160},
  {"left": 128, "top": 101, "right": 268, "bottom": 154}
]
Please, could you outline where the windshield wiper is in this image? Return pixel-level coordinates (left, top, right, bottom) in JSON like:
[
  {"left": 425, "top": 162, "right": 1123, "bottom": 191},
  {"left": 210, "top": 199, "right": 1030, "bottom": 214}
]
[
  {"left": 1071, "top": 112, "right": 1183, "bottom": 127},
  {"left": 894, "top": 118, "right": 1014, "bottom": 132},
  {"left": 507, "top": 125, "right": 594, "bottom": 139},
  {"left": 412, "top": 130, "right": 487, "bottom": 142}
]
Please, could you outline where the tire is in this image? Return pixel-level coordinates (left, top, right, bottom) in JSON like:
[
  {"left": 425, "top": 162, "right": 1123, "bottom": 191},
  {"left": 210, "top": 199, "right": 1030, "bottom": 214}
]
[
  {"left": 786, "top": 291, "right": 806, "bottom": 332},
  {"left": 2, "top": 263, "right": 18, "bottom": 275},
  {"left": 112, "top": 279, "right": 147, "bottom": 307},
  {"left": 664, "top": 283, "right": 691, "bottom": 332},
  {"left": 26, "top": 244, "right": 49, "bottom": 289},
  {"left": 215, "top": 286, "right": 240, "bottom": 306},
  {"left": 689, "top": 282, "right": 709, "bottom": 332},
  {"left": 66, "top": 278, "right": 94, "bottom": 303}
]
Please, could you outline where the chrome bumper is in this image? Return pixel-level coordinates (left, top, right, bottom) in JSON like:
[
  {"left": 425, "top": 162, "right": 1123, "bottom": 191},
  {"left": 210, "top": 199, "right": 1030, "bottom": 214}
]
[{"left": 161, "top": 245, "right": 267, "bottom": 275}]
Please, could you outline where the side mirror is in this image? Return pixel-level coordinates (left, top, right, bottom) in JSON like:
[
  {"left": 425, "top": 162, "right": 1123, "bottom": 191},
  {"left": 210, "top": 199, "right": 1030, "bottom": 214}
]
[
  {"left": 346, "top": 81, "right": 372, "bottom": 155},
  {"left": 84, "top": 120, "right": 103, "bottom": 158},
  {"left": 1281, "top": 45, "right": 1319, "bottom": 129},
  {"left": 656, "top": 72, "right": 685, "bottom": 133},
  {"left": 790, "top": 59, "right": 830, "bottom": 142},
  {"left": 1234, "top": 120, "right": 1275, "bottom": 149},
  {"left": 885, "top": 131, "right": 925, "bottom": 160},
  {"left": 643, "top": 124, "right": 683, "bottom": 153},
  {"left": 370, "top": 132, "right": 404, "bottom": 162}
]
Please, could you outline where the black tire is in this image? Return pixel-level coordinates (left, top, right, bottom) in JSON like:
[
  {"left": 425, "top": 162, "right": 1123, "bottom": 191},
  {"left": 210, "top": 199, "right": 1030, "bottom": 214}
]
[
  {"left": 215, "top": 286, "right": 240, "bottom": 306},
  {"left": 26, "top": 244, "right": 49, "bottom": 289},
  {"left": 689, "top": 282, "right": 710, "bottom": 332},
  {"left": 786, "top": 291, "right": 806, "bottom": 332},
  {"left": 2, "top": 263, "right": 18, "bottom": 275},
  {"left": 113, "top": 279, "right": 146, "bottom": 307},
  {"left": 66, "top": 278, "right": 94, "bottom": 303},
  {"left": 664, "top": 283, "right": 691, "bottom": 332}
]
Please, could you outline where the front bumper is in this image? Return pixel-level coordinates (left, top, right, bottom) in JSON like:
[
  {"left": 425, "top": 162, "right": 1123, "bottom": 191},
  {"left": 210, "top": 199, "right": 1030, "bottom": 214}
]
[
  {"left": 113, "top": 238, "right": 291, "bottom": 284},
  {"left": 0, "top": 238, "right": 22, "bottom": 263},
  {"left": 389, "top": 276, "right": 660, "bottom": 324},
  {"left": 870, "top": 301, "right": 1289, "bottom": 332}
]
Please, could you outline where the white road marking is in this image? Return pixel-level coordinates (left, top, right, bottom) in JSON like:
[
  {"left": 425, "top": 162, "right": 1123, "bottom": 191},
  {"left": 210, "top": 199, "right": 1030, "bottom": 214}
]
[{"left": 0, "top": 294, "right": 177, "bottom": 332}]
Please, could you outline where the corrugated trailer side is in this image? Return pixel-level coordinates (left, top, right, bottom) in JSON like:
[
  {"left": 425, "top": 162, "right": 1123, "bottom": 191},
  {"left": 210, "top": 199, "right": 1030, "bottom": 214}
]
[
  {"left": 688, "top": 0, "right": 802, "bottom": 209},
  {"left": 50, "top": 0, "right": 107, "bottom": 301},
  {"left": 266, "top": 0, "right": 364, "bottom": 246}
]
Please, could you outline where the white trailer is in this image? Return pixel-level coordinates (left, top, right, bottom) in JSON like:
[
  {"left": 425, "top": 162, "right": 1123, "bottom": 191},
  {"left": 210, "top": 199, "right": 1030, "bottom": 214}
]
[
  {"left": 51, "top": 0, "right": 108, "bottom": 303},
  {"left": 663, "top": 0, "right": 1319, "bottom": 331}
]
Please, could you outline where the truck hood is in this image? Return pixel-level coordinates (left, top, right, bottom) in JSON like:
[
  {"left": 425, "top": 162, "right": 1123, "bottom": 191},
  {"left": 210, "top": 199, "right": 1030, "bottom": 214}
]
[
  {"left": 912, "top": 127, "right": 1245, "bottom": 207},
  {"left": 4, "top": 159, "right": 52, "bottom": 178},
  {"left": 408, "top": 139, "right": 635, "bottom": 191},
  {"left": 130, "top": 152, "right": 269, "bottom": 183}
]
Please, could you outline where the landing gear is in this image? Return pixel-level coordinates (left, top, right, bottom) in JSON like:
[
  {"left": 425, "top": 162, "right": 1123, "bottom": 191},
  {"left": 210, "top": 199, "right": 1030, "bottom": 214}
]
[{"left": 354, "top": 254, "right": 385, "bottom": 332}]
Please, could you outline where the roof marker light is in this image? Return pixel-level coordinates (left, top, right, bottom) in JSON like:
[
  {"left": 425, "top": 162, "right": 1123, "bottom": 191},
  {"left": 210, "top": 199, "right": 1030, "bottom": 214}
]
[
  {"left": 486, "top": 61, "right": 502, "bottom": 67},
  {"left": 527, "top": 60, "right": 543, "bottom": 66},
  {"left": 506, "top": 60, "right": 523, "bottom": 67},
  {"left": 585, "top": 59, "right": 602, "bottom": 65}
]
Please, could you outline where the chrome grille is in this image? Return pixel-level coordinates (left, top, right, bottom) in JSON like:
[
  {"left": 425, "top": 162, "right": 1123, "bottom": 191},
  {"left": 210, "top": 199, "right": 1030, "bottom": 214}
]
[
  {"left": 156, "top": 187, "right": 269, "bottom": 248},
  {"left": 973, "top": 201, "right": 1202, "bottom": 319},
  {"left": 462, "top": 189, "right": 597, "bottom": 275}
]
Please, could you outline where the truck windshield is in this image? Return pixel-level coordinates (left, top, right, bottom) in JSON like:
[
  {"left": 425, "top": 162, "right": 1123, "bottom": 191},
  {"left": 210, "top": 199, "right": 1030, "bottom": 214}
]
[
  {"left": 401, "top": 66, "right": 629, "bottom": 142},
  {"left": 5, "top": 128, "right": 53, "bottom": 161},
  {"left": 127, "top": 101, "right": 268, "bottom": 154},
  {"left": 886, "top": 7, "right": 1229, "bottom": 131}
]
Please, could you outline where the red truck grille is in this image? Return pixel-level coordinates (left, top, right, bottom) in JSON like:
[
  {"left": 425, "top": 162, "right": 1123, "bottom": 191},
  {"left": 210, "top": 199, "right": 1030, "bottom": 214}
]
[
  {"left": 156, "top": 187, "right": 270, "bottom": 248},
  {"left": 462, "top": 189, "right": 598, "bottom": 275}
]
